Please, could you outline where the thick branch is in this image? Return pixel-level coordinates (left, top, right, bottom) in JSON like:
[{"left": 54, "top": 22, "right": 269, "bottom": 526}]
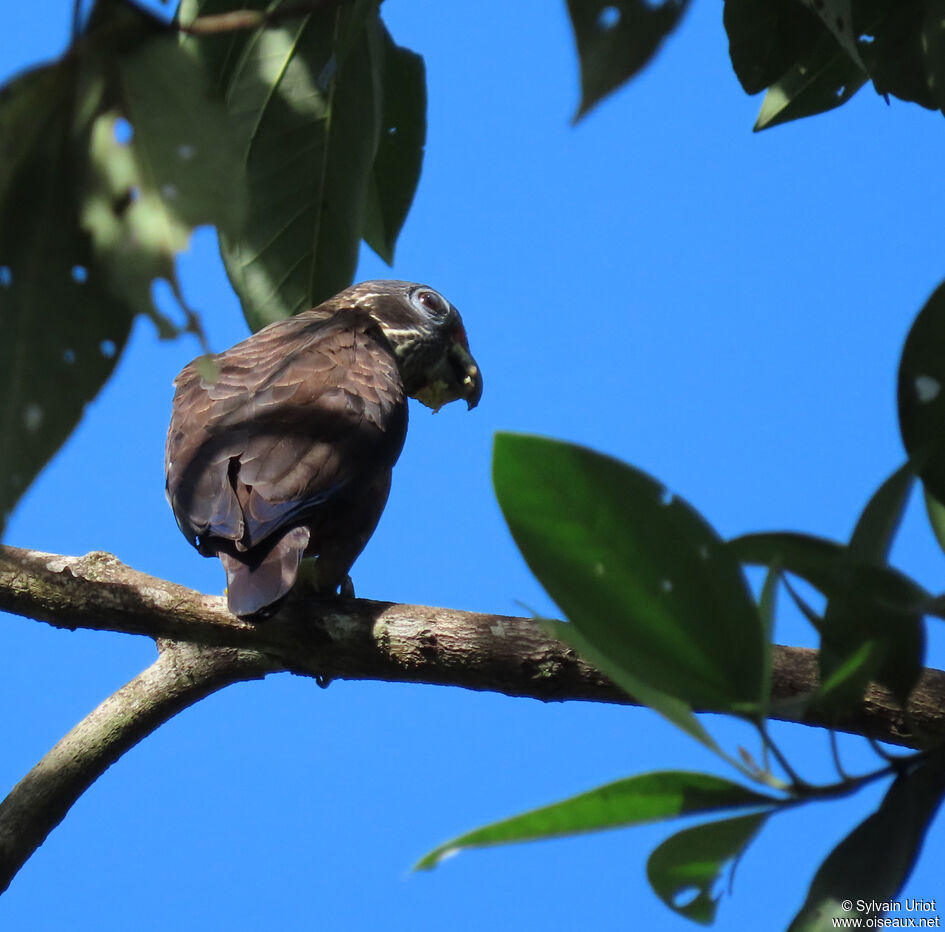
[
  {"left": 0, "top": 639, "right": 277, "bottom": 893},
  {"left": 1, "top": 544, "right": 945, "bottom": 893},
  {"left": 2, "top": 545, "right": 943, "bottom": 748}
]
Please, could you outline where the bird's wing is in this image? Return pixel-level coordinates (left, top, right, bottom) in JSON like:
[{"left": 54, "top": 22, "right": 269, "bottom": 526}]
[{"left": 165, "top": 310, "right": 406, "bottom": 552}]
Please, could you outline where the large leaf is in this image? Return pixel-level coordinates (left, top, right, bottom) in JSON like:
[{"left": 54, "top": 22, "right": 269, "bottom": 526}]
[
  {"left": 360, "top": 23, "right": 426, "bottom": 264},
  {"left": 815, "top": 464, "right": 923, "bottom": 712},
  {"left": 723, "top": 0, "right": 826, "bottom": 95},
  {"left": 898, "top": 280, "right": 945, "bottom": 503},
  {"left": 82, "top": 7, "right": 245, "bottom": 326},
  {"left": 180, "top": 0, "right": 425, "bottom": 330},
  {"left": 924, "top": 489, "right": 945, "bottom": 558},
  {"left": 493, "top": 433, "right": 767, "bottom": 714},
  {"left": 847, "top": 463, "right": 914, "bottom": 564},
  {"left": 789, "top": 753, "right": 945, "bottom": 930},
  {"left": 800, "top": 0, "right": 869, "bottom": 74},
  {"left": 860, "top": 0, "right": 937, "bottom": 111},
  {"left": 415, "top": 770, "right": 780, "bottom": 870},
  {"left": 542, "top": 618, "right": 727, "bottom": 758},
  {"left": 647, "top": 812, "right": 769, "bottom": 924},
  {"left": 754, "top": 29, "right": 867, "bottom": 131},
  {"left": 921, "top": 0, "right": 945, "bottom": 114},
  {"left": 727, "top": 532, "right": 929, "bottom": 612},
  {"left": 565, "top": 0, "right": 691, "bottom": 120},
  {"left": 0, "top": 0, "right": 241, "bottom": 534},
  {"left": 731, "top": 0, "right": 939, "bottom": 130},
  {"left": 0, "top": 60, "right": 131, "bottom": 534},
  {"left": 728, "top": 526, "right": 925, "bottom": 711}
]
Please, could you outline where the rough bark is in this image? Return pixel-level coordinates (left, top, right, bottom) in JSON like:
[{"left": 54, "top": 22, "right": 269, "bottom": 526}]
[
  {"left": 1, "top": 543, "right": 945, "bottom": 893},
  {"left": 2, "top": 545, "right": 945, "bottom": 742}
]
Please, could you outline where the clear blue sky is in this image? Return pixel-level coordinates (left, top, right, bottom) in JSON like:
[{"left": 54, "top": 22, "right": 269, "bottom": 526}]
[{"left": 2, "top": 1, "right": 944, "bottom": 928}]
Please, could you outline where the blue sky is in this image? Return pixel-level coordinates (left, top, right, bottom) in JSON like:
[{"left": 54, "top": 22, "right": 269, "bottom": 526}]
[{"left": 2, "top": 1, "right": 945, "bottom": 928}]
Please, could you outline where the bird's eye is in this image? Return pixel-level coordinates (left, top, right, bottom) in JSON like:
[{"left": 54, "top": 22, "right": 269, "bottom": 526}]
[{"left": 415, "top": 290, "right": 447, "bottom": 315}]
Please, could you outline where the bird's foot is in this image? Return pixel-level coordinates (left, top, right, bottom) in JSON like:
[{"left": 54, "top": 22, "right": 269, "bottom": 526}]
[{"left": 296, "top": 559, "right": 355, "bottom": 599}]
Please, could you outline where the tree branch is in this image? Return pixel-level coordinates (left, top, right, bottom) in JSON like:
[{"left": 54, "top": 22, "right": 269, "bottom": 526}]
[
  {"left": 0, "top": 638, "right": 277, "bottom": 894},
  {"left": 2, "top": 544, "right": 943, "bottom": 746},
  {"left": 2, "top": 543, "right": 945, "bottom": 892}
]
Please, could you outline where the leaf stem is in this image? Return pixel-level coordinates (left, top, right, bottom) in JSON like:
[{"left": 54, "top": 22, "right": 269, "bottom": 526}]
[
  {"left": 175, "top": 0, "right": 350, "bottom": 36},
  {"left": 71, "top": 0, "right": 83, "bottom": 41}
]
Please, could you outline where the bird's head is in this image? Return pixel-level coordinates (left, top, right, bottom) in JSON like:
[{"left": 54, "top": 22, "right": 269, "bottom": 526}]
[{"left": 344, "top": 280, "right": 483, "bottom": 412}]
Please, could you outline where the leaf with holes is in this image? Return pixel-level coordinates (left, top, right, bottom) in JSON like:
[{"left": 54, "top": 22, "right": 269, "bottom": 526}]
[
  {"left": 415, "top": 771, "right": 780, "bottom": 870},
  {"left": 0, "top": 0, "right": 244, "bottom": 534},
  {"left": 798, "top": 0, "right": 868, "bottom": 73},
  {"left": 80, "top": 2, "right": 245, "bottom": 335},
  {"left": 0, "top": 59, "right": 131, "bottom": 534},
  {"left": 789, "top": 753, "right": 945, "bottom": 930},
  {"left": 899, "top": 280, "right": 945, "bottom": 503},
  {"left": 861, "top": 1, "right": 936, "bottom": 111},
  {"left": 180, "top": 0, "right": 411, "bottom": 330},
  {"left": 723, "top": 0, "right": 826, "bottom": 95},
  {"left": 566, "top": 0, "right": 691, "bottom": 120},
  {"left": 493, "top": 433, "right": 767, "bottom": 715},
  {"left": 647, "top": 812, "right": 769, "bottom": 923},
  {"left": 754, "top": 28, "right": 867, "bottom": 131}
]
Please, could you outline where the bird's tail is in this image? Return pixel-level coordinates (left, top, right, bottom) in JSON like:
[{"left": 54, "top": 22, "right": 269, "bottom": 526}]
[{"left": 219, "top": 526, "right": 311, "bottom": 619}]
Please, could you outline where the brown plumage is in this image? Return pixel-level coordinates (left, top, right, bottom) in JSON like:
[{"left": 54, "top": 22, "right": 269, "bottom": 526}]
[{"left": 165, "top": 281, "right": 481, "bottom": 618}]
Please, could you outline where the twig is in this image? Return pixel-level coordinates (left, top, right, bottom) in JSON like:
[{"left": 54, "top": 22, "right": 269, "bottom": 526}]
[
  {"left": 175, "top": 0, "right": 351, "bottom": 36},
  {"left": 0, "top": 639, "right": 277, "bottom": 894},
  {"left": 71, "top": 0, "right": 83, "bottom": 40},
  {"left": 829, "top": 729, "right": 850, "bottom": 781}
]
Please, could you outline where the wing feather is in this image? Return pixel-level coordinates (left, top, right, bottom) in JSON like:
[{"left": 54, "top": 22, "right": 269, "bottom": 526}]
[{"left": 166, "top": 309, "right": 406, "bottom": 554}]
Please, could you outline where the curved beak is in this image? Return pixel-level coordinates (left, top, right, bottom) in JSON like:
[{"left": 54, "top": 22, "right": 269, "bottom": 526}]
[{"left": 449, "top": 342, "right": 483, "bottom": 410}]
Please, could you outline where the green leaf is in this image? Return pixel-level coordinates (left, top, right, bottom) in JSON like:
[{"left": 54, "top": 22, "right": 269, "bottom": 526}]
[
  {"left": 0, "top": 60, "right": 131, "bottom": 535},
  {"left": 898, "top": 279, "right": 945, "bottom": 503},
  {"left": 789, "top": 753, "right": 945, "bottom": 930},
  {"left": 0, "top": 0, "right": 254, "bottom": 534},
  {"left": 414, "top": 771, "right": 780, "bottom": 871},
  {"left": 802, "top": 0, "right": 869, "bottom": 74},
  {"left": 727, "top": 532, "right": 929, "bottom": 611},
  {"left": 847, "top": 463, "right": 914, "bottom": 564},
  {"left": 647, "top": 812, "right": 769, "bottom": 924},
  {"left": 361, "top": 23, "right": 426, "bottom": 264},
  {"left": 816, "top": 464, "right": 923, "bottom": 711},
  {"left": 493, "top": 433, "right": 767, "bottom": 714},
  {"left": 861, "top": 0, "right": 936, "bottom": 111},
  {"left": 728, "top": 525, "right": 925, "bottom": 711},
  {"left": 82, "top": 6, "right": 246, "bottom": 333},
  {"left": 723, "top": 0, "right": 826, "bottom": 95},
  {"left": 754, "top": 30, "right": 867, "bottom": 131},
  {"left": 181, "top": 0, "right": 422, "bottom": 330},
  {"left": 815, "top": 640, "right": 876, "bottom": 708},
  {"left": 542, "top": 618, "right": 725, "bottom": 756},
  {"left": 757, "top": 564, "right": 780, "bottom": 717},
  {"left": 924, "top": 489, "right": 945, "bottom": 557},
  {"left": 565, "top": 0, "right": 691, "bottom": 120},
  {"left": 921, "top": 0, "right": 945, "bottom": 114}
]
